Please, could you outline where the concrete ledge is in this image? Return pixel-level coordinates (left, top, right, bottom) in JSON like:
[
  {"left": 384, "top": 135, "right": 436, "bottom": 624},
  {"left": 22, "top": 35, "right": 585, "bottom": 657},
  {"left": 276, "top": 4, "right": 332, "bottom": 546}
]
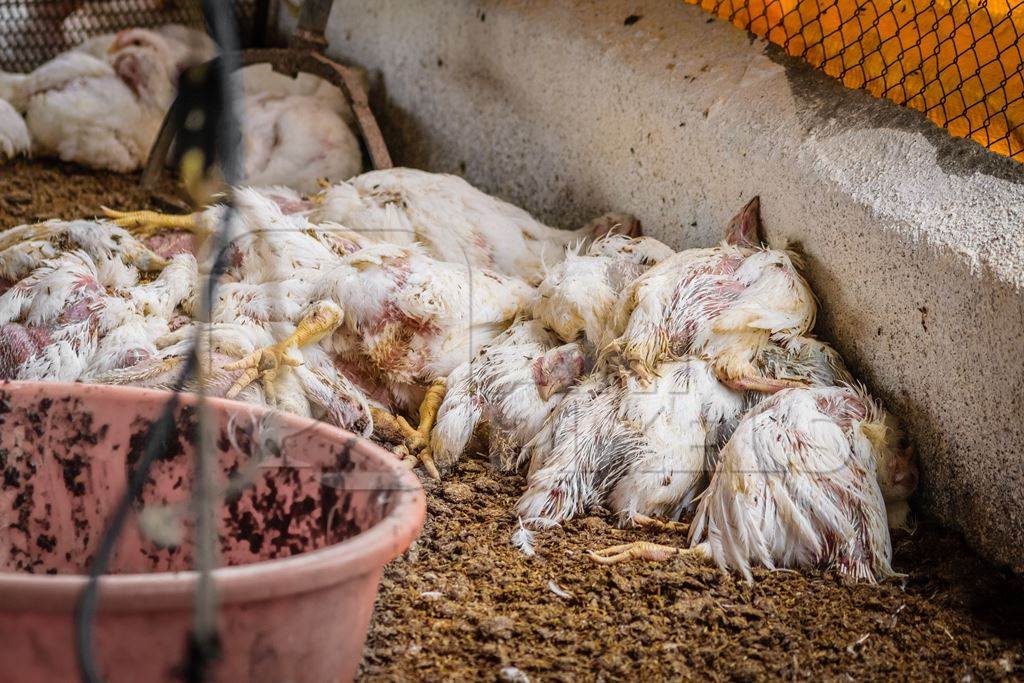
[{"left": 314, "top": 0, "right": 1024, "bottom": 569}]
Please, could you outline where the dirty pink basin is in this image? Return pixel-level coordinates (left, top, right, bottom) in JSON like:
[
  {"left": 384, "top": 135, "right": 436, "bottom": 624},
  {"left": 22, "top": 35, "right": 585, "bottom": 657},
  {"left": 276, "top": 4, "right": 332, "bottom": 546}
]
[{"left": 0, "top": 381, "right": 425, "bottom": 682}]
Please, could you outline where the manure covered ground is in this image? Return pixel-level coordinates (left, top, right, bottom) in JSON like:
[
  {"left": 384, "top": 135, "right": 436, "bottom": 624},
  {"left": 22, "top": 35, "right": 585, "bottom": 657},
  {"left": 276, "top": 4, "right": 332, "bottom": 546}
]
[{"left": 4, "top": 159, "right": 1022, "bottom": 682}]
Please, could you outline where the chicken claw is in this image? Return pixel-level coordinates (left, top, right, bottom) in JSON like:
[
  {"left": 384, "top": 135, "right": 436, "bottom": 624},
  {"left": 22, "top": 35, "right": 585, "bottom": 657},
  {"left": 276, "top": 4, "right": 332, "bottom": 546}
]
[
  {"left": 401, "top": 444, "right": 440, "bottom": 480},
  {"left": 631, "top": 513, "right": 690, "bottom": 533},
  {"left": 385, "top": 379, "right": 447, "bottom": 479},
  {"left": 102, "top": 207, "right": 200, "bottom": 239},
  {"left": 224, "top": 301, "right": 343, "bottom": 401},
  {"left": 407, "top": 379, "right": 447, "bottom": 452},
  {"left": 371, "top": 408, "right": 419, "bottom": 444},
  {"left": 587, "top": 541, "right": 692, "bottom": 565},
  {"left": 371, "top": 380, "right": 447, "bottom": 479}
]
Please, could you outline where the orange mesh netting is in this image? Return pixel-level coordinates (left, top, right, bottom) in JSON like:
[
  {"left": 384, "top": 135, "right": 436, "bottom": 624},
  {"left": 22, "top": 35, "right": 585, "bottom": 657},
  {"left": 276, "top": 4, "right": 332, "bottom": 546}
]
[{"left": 688, "top": 0, "right": 1024, "bottom": 161}]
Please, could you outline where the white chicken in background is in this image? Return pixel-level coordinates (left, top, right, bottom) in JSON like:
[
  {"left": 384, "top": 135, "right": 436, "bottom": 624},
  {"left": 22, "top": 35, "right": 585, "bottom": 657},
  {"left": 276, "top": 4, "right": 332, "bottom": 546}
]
[
  {"left": 4, "top": 26, "right": 213, "bottom": 172},
  {"left": 309, "top": 168, "right": 641, "bottom": 284},
  {"left": 239, "top": 63, "right": 364, "bottom": 193},
  {"left": 0, "top": 99, "right": 30, "bottom": 160},
  {"left": 0, "top": 18, "right": 364, "bottom": 189},
  {"left": 589, "top": 385, "right": 919, "bottom": 584},
  {"left": 607, "top": 197, "right": 816, "bottom": 392},
  {"left": 58, "top": 3, "right": 208, "bottom": 52}
]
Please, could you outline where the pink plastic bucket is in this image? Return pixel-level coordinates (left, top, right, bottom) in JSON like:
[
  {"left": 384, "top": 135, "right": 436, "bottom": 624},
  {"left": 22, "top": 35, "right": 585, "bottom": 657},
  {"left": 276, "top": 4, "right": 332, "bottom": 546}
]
[{"left": 0, "top": 381, "right": 425, "bottom": 682}]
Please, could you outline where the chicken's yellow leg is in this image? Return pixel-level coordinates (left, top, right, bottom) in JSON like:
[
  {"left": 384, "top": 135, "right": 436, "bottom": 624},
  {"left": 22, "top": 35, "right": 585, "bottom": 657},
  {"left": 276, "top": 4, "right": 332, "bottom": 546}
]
[
  {"left": 631, "top": 513, "right": 690, "bottom": 533},
  {"left": 587, "top": 541, "right": 698, "bottom": 565},
  {"left": 102, "top": 207, "right": 202, "bottom": 239},
  {"left": 714, "top": 356, "right": 809, "bottom": 394},
  {"left": 409, "top": 379, "right": 446, "bottom": 448},
  {"left": 224, "top": 301, "right": 342, "bottom": 401},
  {"left": 396, "top": 379, "right": 447, "bottom": 479}
]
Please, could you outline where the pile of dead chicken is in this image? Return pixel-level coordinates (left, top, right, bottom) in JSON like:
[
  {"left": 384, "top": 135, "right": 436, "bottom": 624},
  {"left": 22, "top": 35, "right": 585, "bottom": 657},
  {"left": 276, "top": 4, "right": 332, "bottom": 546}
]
[{"left": 0, "top": 167, "right": 918, "bottom": 583}]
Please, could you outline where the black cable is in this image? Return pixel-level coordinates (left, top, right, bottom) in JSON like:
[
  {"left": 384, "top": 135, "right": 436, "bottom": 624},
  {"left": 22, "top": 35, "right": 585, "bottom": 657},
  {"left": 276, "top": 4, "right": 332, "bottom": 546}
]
[{"left": 73, "top": 2, "right": 246, "bottom": 681}]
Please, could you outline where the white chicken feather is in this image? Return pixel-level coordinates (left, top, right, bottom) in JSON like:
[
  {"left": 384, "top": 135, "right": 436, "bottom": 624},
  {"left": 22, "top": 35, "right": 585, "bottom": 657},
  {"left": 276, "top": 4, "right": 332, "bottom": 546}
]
[
  {"left": 533, "top": 234, "right": 674, "bottom": 350},
  {"left": 687, "top": 385, "right": 915, "bottom": 583},
  {"left": 516, "top": 357, "right": 744, "bottom": 548},
  {"left": 309, "top": 168, "right": 641, "bottom": 284},
  {"left": 429, "top": 318, "right": 588, "bottom": 473},
  {"left": 608, "top": 197, "right": 816, "bottom": 391}
]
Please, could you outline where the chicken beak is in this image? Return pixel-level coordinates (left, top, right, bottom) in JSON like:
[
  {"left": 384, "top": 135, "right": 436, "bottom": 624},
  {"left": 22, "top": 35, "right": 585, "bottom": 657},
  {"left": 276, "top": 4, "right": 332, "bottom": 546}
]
[
  {"left": 108, "top": 30, "right": 129, "bottom": 54},
  {"left": 536, "top": 382, "right": 556, "bottom": 401}
]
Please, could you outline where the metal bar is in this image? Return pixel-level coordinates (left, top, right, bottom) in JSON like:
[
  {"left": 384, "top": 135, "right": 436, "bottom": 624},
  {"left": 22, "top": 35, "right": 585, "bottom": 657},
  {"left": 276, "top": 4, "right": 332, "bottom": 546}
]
[
  {"left": 290, "top": 0, "right": 334, "bottom": 51},
  {"left": 313, "top": 52, "right": 393, "bottom": 170}
]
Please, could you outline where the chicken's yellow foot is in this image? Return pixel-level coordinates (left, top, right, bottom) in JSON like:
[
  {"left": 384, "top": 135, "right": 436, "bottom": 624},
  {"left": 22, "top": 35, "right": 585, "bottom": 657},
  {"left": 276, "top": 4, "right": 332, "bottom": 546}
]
[
  {"left": 406, "top": 379, "right": 447, "bottom": 452},
  {"left": 101, "top": 207, "right": 200, "bottom": 239},
  {"left": 618, "top": 328, "right": 669, "bottom": 385},
  {"left": 371, "top": 408, "right": 419, "bottom": 444},
  {"left": 631, "top": 513, "right": 690, "bottom": 533},
  {"left": 587, "top": 541, "right": 692, "bottom": 565},
  {"left": 224, "top": 301, "right": 343, "bottom": 401},
  {"left": 401, "top": 444, "right": 440, "bottom": 480}
]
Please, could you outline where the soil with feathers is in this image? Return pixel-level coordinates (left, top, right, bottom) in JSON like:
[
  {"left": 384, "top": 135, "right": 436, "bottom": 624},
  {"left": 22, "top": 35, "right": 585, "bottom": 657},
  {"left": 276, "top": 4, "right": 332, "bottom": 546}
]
[{"left": 4, "top": 159, "right": 1021, "bottom": 681}]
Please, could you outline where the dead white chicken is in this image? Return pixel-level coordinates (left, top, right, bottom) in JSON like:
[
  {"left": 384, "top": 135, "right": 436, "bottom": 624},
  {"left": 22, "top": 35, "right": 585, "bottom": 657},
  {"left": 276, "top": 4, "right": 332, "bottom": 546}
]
[
  {"left": 514, "top": 356, "right": 744, "bottom": 553},
  {"left": 308, "top": 168, "right": 641, "bottom": 284},
  {"left": 429, "top": 234, "right": 672, "bottom": 476},
  {"left": 303, "top": 242, "right": 534, "bottom": 471},
  {"left": 513, "top": 372, "right": 629, "bottom": 551},
  {"left": 0, "top": 247, "right": 195, "bottom": 382},
  {"left": 103, "top": 185, "right": 375, "bottom": 262},
  {"left": 240, "top": 64, "right": 363, "bottom": 192},
  {"left": 607, "top": 358, "right": 745, "bottom": 526},
  {"left": 8, "top": 26, "right": 212, "bottom": 171},
  {"left": 0, "top": 202, "right": 380, "bottom": 434},
  {"left": 532, "top": 234, "right": 675, "bottom": 350},
  {"left": 607, "top": 197, "right": 816, "bottom": 391},
  {"left": 429, "top": 319, "right": 588, "bottom": 474},
  {"left": 0, "top": 218, "right": 168, "bottom": 286},
  {"left": 740, "top": 332, "right": 854, "bottom": 405},
  {"left": 141, "top": 225, "right": 533, "bottom": 472},
  {"left": 589, "top": 385, "right": 919, "bottom": 583},
  {"left": 97, "top": 311, "right": 375, "bottom": 435}
]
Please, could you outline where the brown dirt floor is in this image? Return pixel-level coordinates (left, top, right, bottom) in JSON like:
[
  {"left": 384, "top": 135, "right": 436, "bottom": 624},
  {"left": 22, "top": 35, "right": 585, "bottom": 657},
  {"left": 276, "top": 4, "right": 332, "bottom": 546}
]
[
  {"left": 4, "top": 159, "right": 1023, "bottom": 681},
  {"left": 0, "top": 157, "right": 187, "bottom": 227}
]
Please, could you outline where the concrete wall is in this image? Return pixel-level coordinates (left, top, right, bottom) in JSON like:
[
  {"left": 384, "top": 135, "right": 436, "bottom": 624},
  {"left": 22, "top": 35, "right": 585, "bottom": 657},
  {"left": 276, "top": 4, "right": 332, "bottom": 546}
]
[{"left": 309, "top": 0, "right": 1024, "bottom": 569}]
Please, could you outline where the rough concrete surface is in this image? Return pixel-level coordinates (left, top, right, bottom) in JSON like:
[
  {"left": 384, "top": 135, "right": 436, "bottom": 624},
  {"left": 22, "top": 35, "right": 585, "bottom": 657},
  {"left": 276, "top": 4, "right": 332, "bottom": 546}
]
[{"left": 315, "top": 0, "right": 1024, "bottom": 569}]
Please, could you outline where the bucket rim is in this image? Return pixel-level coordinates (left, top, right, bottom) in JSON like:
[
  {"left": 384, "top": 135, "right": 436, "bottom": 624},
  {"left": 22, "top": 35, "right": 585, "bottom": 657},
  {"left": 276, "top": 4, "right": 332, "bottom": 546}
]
[{"left": 0, "top": 380, "right": 427, "bottom": 612}]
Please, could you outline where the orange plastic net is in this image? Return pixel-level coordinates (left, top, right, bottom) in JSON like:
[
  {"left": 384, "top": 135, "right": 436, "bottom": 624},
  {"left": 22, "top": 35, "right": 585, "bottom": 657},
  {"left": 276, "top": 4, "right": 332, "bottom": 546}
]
[{"left": 688, "top": 0, "right": 1024, "bottom": 162}]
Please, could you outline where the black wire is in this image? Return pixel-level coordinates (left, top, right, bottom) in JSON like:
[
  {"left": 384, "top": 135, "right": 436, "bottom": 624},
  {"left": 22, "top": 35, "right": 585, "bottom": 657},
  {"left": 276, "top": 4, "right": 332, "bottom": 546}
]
[{"left": 73, "top": 2, "right": 246, "bottom": 681}]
